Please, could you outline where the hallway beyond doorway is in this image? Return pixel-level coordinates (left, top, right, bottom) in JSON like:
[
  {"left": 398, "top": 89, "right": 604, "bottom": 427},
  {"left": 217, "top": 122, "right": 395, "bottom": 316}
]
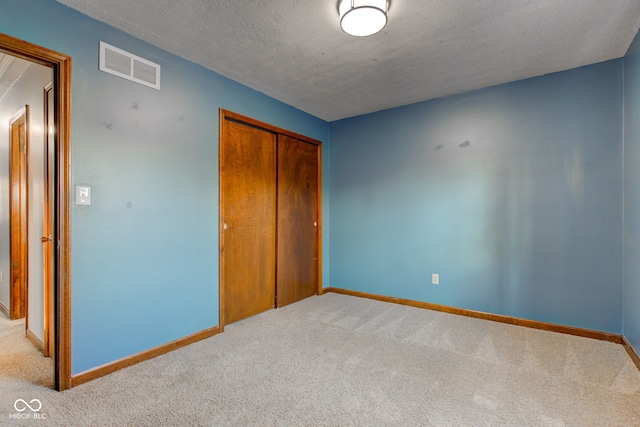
[{"left": 0, "top": 310, "right": 53, "bottom": 389}]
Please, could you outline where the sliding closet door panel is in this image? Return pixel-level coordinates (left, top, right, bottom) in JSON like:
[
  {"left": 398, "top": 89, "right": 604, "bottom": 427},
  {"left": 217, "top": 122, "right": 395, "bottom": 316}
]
[
  {"left": 221, "top": 120, "right": 276, "bottom": 324},
  {"left": 277, "top": 135, "right": 319, "bottom": 307}
]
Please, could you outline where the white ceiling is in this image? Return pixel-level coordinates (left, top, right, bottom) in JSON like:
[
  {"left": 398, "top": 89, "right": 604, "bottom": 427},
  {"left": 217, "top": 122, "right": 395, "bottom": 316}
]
[
  {"left": 55, "top": 0, "right": 640, "bottom": 122},
  {"left": 0, "top": 53, "right": 31, "bottom": 101}
]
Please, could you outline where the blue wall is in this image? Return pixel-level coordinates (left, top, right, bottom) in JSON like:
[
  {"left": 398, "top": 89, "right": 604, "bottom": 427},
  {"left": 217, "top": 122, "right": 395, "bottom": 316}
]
[
  {"left": 329, "top": 60, "right": 624, "bottom": 333},
  {"left": 0, "top": 0, "right": 328, "bottom": 374},
  {"left": 624, "top": 33, "right": 640, "bottom": 354}
]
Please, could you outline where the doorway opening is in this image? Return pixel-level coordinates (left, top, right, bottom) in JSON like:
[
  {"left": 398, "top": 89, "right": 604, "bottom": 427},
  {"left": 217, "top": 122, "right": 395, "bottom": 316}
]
[{"left": 0, "top": 32, "right": 72, "bottom": 391}]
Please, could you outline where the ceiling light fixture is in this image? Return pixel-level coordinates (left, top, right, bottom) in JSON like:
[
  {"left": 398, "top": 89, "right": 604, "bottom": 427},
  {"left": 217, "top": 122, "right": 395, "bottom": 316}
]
[{"left": 338, "top": 0, "right": 389, "bottom": 37}]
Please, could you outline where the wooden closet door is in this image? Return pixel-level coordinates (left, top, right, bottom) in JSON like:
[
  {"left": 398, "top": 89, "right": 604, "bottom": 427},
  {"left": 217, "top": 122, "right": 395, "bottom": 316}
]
[
  {"left": 276, "top": 135, "right": 319, "bottom": 307},
  {"left": 221, "top": 119, "right": 276, "bottom": 324}
]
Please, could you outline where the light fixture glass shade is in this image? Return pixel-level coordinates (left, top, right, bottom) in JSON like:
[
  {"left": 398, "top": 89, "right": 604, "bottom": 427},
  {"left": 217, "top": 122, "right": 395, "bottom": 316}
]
[{"left": 338, "top": 0, "right": 389, "bottom": 37}]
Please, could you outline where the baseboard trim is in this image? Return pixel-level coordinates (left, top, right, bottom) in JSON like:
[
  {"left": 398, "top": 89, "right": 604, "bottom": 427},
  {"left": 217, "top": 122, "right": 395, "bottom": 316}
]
[
  {"left": 71, "top": 326, "right": 220, "bottom": 387},
  {"left": 26, "top": 328, "right": 44, "bottom": 352},
  {"left": 622, "top": 336, "right": 640, "bottom": 370},
  {"left": 0, "top": 301, "right": 9, "bottom": 318},
  {"left": 323, "top": 287, "right": 623, "bottom": 344}
]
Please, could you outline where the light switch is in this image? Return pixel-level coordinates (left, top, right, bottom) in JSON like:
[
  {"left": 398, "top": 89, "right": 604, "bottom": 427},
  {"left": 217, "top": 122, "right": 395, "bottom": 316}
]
[{"left": 76, "top": 186, "right": 91, "bottom": 206}]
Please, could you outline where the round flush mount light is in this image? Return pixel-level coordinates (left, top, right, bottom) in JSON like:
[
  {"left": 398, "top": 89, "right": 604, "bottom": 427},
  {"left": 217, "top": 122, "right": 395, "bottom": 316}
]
[{"left": 338, "top": 0, "right": 389, "bottom": 37}]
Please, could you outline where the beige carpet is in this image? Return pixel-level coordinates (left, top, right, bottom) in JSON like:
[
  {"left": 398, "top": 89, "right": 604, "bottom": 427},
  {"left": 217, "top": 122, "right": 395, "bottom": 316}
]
[
  {"left": 0, "top": 313, "right": 53, "bottom": 388},
  {"left": 1, "top": 293, "right": 639, "bottom": 426}
]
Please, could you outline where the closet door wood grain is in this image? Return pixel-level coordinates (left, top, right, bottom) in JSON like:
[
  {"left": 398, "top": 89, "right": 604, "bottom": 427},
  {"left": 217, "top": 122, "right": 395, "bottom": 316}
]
[
  {"left": 276, "top": 135, "right": 319, "bottom": 307},
  {"left": 221, "top": 119, "right": 276, "bottom": 324}
]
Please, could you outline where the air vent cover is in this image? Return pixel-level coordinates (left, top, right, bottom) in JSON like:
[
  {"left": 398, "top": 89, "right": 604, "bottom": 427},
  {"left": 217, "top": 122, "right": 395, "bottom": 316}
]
[{"left": 99, "top": 42, "right": 160, "bottom": 90}]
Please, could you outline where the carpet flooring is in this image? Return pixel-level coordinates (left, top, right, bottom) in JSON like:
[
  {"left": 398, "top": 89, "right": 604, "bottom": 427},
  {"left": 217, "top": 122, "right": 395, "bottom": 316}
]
[{"left": 1, "top": 293, "right": 639, "bottom": 426}]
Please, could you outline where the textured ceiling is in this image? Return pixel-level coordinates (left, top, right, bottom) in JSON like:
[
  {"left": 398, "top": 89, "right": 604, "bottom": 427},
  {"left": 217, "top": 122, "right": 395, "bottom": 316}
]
[{"left": 55, "top": 0, "right": 640, "bottom": 121}]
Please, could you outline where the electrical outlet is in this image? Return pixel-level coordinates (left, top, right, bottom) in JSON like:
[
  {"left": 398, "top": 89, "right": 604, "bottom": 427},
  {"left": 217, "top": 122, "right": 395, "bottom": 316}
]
[{"left": 432, "top": 273, "right": 439, "bottom": 285}]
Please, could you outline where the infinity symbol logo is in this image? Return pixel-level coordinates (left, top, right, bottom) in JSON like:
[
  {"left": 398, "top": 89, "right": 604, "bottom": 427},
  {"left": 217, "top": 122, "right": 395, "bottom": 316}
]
[{"left": 14, "top": 399, "right": 42, "bottom": 412}]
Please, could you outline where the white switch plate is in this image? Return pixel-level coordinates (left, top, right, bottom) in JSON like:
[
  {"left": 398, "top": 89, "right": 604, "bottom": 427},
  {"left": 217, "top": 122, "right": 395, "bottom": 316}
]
[
  {"left": 0, "top": 271, "right": 3, "bottom": 283},
  {"left": 432, "top": 273, "right": 439, "bottom": 285},
  {"left": 76, "top": 186, "right": 91, "bottom": 206}
]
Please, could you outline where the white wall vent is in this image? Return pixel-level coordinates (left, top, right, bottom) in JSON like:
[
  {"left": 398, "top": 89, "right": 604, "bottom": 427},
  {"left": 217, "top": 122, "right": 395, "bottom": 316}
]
[{"left": 99, "top": 42, "right": 160, "bottom": 90}]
